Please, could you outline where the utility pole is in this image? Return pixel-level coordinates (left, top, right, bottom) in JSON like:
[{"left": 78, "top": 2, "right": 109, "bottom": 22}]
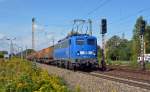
[
  {"left": 21, "top": 47, "right": 23, "bottom": 59},
  {"left": 18, "top": 47, "right": 23, "bottom": 59},
  {"left": 88, "top": 19, "right": 92, "bottom": 36},
  {"left": 144, "top": 42, "right": 146, "bottom": 54},
  {"left": 17, "top": 47, "right": 20, "bottom": 58},
  {"left": 10, "top": 40, "right": 13, "bottom": 56},
  {"left": 101, "top": 19, "right": 107, "bottom": 71},
  {"left": 50, "top": 37, "right": 55, "bottom": 46},
  {"left": 52, "top": 38, "right": 55, "bottom": 46},
  {"left": 25, "top": 46, "right": 27, "bottom": 58},
  {"left": 32, "top": 17, "right": 35, "bottom": 50},
  {"left": 7, "top": 38, "right": 16, "bottom": 59},
  {"left": 140, "top": 20, "right": 146, "bottom": 70}
]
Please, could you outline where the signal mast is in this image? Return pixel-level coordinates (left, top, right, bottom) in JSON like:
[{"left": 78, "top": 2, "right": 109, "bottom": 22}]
[
  {"left": 32, "top": 17, "right": 35, "bottom": 50},
  {"left": 101, "top": 19, "right": 107, "bottom": 71},
  {"left": 140, "top": 20, "right": 146, "bottom": 70}
]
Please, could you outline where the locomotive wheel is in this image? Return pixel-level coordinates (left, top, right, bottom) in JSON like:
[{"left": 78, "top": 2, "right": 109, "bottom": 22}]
[
  {"left": 68, "top": 63, "right": 72, "bottom": 70},
  {"left": 61, "top": 62, "right": 65, "bottom": 68},
  {"left": 67, "top": 62, "right": 70, "bottom": 69},
  {"left": 73, "top": 65, "right": 76, "bottom": 71},
  {"left": 88, "top": 63, "right": 92, "bottom": 70},
  {"left": 65, "top": 61, "right": 69, "bottom": 69},
  {"left": 59, "top": 61, "right": 62, "bottom": 67},
  {"left": 69, "top": 63, "right": 76, "bottom": 71},
  {"left": 56, "top": 61, "right": 60, "bottom": 67}
]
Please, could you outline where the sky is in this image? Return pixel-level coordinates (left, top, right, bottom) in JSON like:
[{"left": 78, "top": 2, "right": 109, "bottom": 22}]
[{"left": 0, "top": 0, "right": 150, "bottom": 52}]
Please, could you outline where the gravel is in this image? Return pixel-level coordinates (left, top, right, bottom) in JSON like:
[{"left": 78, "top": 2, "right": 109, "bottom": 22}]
[{"left": 37, "top": 63, "right": 150, "bottom": 92}]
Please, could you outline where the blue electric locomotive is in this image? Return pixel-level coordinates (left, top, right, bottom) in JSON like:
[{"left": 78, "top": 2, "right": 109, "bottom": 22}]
[{"left": 53, "top": 34, "right": 98, "bottom": 69}]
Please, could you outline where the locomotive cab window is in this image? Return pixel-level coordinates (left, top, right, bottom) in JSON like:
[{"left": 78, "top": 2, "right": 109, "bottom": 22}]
[
  {"left": 76, "top": 38, "right": 84, "bottom": 45},
  {"left": 87, "top": 39, "right": 96, "bottom": 45}
]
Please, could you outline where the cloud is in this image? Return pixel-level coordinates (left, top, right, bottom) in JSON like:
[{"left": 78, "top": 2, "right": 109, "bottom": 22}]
[
  {"left": 0, "top": 33, "right": 5, "bottom": 39},
  {"left": 15, "top": 36, "right": 32, "bottom": 50},
  {"left": 0, "top": 33, "right": 9, "bottom": 51},
  {"left": 34, "top": 24, "right": 45, "bottom": 31}
]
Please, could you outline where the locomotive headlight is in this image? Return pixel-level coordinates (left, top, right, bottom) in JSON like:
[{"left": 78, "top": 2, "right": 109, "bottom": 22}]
[
  {"left": 88, "top": 51, "right": 96, "bottom": 55},
  {"left": 77, "top": 51, "right": 96, "bottom": 55},
  {"left": 79, "top": 51, "right": 85, "bottom": 55},
  {"left": 77, "top": 51, "right": 80, "bottom": 55},
  {"left": 93, "top": 51, "right": 96, "bottom": 56},
  {"left": 88, "top": 51, "right": 93, "bottom": 54}
]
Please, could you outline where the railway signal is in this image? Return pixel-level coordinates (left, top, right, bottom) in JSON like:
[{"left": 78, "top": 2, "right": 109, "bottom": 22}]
[
  {"left": 140, "top": 20, "right": 146, "bottom": 70},
  {"left": 101, "top": 19, "right": 107, "bottom": 34},
  {"left": 100, "top": 19, "right": 107, "bottom": 71}
]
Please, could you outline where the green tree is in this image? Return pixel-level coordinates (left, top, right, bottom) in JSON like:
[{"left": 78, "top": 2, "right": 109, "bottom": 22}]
[
  {"left": 0, "top": 51, "right": 8, "bottom": 58},
  {"left": 106, "top": 35, "right": 131, "bottom": 61},
  {"left": 0, "top": 52, "right": 4, "bottom": 58},
  {"left": 106, "top": 35, "right": 121, "bottom": 61},
  {"left": 118, "top": 39, "right": 132, "bottom": 60}
]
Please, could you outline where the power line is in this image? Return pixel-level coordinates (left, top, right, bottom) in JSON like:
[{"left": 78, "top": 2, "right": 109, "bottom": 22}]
[
  {"left": 109, "top": 7, "right": 150, "bottom": 25},
  {"left": 85, "top": 0, "right": 112, "bottom": 17},
  {"left": 106, "top": 8, "right": 150, "bottom": 37},
  {"left": 96, "top": 7, "right": 150, "bottom": 36}
]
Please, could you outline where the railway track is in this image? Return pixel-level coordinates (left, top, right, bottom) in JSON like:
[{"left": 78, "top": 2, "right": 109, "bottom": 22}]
[
  {"left": 78, "top": 71, "right": 150, "bottom": 90},
  {"left": 37, "top": 62, "right": 150, "bottom": 90}
]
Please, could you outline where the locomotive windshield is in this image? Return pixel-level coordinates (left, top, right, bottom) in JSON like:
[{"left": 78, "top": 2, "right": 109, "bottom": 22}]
[
  {"left": 76, "top": 38, "right": 84, "bottom": 45},
  {"left": 87, "top": 39, "right": 96, "bottom": 45}
]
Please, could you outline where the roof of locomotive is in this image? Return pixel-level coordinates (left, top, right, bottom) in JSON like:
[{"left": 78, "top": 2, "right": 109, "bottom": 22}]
[{"left": 58, "top": 34, "right": 96, "bottom": 43}]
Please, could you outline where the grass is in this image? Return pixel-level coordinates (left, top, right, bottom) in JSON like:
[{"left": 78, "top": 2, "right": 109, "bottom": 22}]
[
  {"left": 0, "top": 58, "right": 71, "bottom": 92},
  {"left": 106, "top": 60, "right": 150, "bottom": 70},
  {"left": 145, "top": 62, "right": 150, "bottom": 70},
  {"left": 107, "top": 60, "right": 129, "bottom": 66}
]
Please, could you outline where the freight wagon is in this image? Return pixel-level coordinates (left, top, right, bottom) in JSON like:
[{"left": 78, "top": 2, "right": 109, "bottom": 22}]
[{"left": 35, "top": 46, "right": 54, "bottom": 64}]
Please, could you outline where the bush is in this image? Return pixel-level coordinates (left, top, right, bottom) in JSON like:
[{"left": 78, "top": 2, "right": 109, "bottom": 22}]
[
  {"left": 0, "top": 58, "right": 71, "bottom": 92},
  {"left": 0, "top": 53, "right": 4, "bottom": 58}
]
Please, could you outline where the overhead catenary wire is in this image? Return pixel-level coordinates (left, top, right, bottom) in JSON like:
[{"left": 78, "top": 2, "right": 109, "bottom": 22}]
[
  {"left": 85, "top": 0, "right": 112, "bottom": 18},
  {"left": 96, "top": 7, "right": 150, "bottom": 39},
  {"left": 85, "top": 0, "right": 150, "bottom": 27},
  {"left": 109, "top": 7, "right": 150, "bottom": 25},
  {"left": 107, "top": 8, "right": 150, "bottom": 37}
]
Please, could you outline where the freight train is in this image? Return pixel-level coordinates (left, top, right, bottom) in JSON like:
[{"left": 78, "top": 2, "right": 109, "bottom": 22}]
[{"left": 27, "top": 33, "right": 98, "bottom": 70}]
